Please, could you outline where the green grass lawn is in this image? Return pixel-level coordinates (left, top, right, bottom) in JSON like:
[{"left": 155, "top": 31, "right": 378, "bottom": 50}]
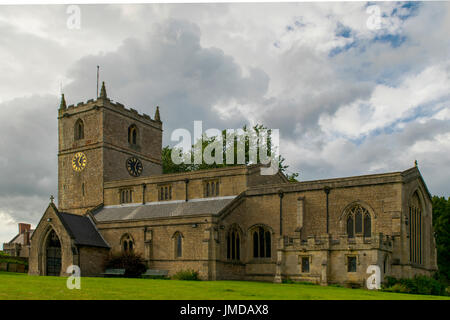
[{"left": 0, "top": 271, "right": 448, "bottom": 300}]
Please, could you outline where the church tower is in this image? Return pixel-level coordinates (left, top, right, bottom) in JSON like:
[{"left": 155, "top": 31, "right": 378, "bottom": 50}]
[{"left": 57, "top": 83, "right": 162, "bottom": 214}]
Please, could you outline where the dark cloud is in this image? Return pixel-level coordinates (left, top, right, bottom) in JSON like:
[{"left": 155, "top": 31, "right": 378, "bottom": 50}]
[
  {"left": 63, "top": 19, "right": 269, "bottom": 146},
  {"left": 0, "top": 95, "right": 58, "bottom": 198}
]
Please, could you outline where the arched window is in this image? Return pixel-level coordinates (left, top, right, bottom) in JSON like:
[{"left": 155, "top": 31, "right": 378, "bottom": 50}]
[
  {"left": 128, "top": 125, "right": 138, "bottom": 145},
  {"left": 121, "top": 234, "right": 134, "bottom": 253},
  {"left": 409, "top": 192, "right": 423, "bottom": 264},
  {"left": 252, "top": 226, "right": 271, "bottom": 258},
  {"left": 345, "top": 204, "right": 371, "bottom": 238},
  {"left": 173, "top": 232, "right": 183, "bottom": 258},
  {"left": 74, "top": 119, "right": 84, "bottom": 140},
  {"left": 226, "top": 226, "right": 241, "bottom": 261}
]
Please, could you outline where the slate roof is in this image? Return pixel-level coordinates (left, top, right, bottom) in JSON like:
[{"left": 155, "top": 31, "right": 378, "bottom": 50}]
[
  {"left": 56, "top": 212, "right": 109, "bottom": 248},
  {"left": 93, "top": 197, "right": 237, "bottom": 222}
]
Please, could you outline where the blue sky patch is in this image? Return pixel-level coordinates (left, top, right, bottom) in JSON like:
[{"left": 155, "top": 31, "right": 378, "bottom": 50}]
[{"left": 372, "top": 34, "right": 407, "bottom": 48}]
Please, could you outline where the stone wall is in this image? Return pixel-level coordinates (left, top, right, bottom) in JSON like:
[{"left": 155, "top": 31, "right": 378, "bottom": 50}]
[{"left": 97, "top": 215, "right": 216, "bottom": 279}]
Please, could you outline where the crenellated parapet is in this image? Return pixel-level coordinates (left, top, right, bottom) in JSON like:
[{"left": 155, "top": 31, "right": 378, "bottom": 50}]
[
  {"left": 285, "top": 232, "right": 394, "bottom": 253},
  {"left": 58, "top": 82, "right": 161, "bottom": 129}
]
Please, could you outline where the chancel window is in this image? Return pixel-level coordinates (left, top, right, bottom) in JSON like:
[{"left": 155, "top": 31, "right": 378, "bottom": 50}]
[
  {"left": 204, "top": 180, "right": 219, "bottom": 197},
  {"left": 226, "top": 227, "right": 241, "bottom": 261},
  {"left": 409, "top": 192, "right": 423, "bottom": 264},
  {"left": 74, "top": 119, "right": 84, "bottom": 140},
  {"left": 252, "top": 226, "right": 271, "bottom": 259},
  {"left": 345, "top": 204, "right": 371, "bottom": 238},
  {"left": 158, "top": 184, "right": 172, "bottom": 201},
  {"left": 120, "top": 189, "right": 133, "bottom": 204},
  {"left": 128, "top": 125, "right": 138, "bottom": 145},
  {"left": 121, "top": 234, "right": 134, "bottom": 253}
]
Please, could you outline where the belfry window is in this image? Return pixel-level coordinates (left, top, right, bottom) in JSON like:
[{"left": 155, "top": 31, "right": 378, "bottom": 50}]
[
  {"left": 74, "top": 119, "right": 84, "bottom": 140},
  {"left": 128, "top": 125, "right": 138, "bottom": 145},
  {"left": 345, "top": 204, "right": 371, "bottom": 238},
  {"left": 252, "top": 226, "right": 271, "bottom": 258},
  {"left": 226, "top": 226, "right": 241, "bottom": 261}
]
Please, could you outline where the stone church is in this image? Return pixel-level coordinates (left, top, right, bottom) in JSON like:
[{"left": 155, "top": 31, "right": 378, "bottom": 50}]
[{"left": 28, "top": 82, "right": 438, "bottom": 286}]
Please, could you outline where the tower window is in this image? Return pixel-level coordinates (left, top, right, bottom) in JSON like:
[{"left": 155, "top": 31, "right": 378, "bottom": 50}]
[
  {"left": 74, "top": 119, "right": 84, "bottom": 140},
  {"left": 128, "top": 125, "right": 138, "bottom": 145}
]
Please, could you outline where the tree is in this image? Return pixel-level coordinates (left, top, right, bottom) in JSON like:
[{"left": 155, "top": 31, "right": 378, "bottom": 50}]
[
  {"left": 432, "top": 196, "right": 450, "bottom": 284},
  {"left": 162, "top": 124, "right": 299, "bottom": 181}
]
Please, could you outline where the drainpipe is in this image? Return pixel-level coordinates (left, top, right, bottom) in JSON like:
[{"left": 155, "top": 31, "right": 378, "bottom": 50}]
[
  {"left": 278, "top": 190, "right": 284, "bottom": 235},
  {"left": 185, "top": 178, "right": 189, "bottom": 202},
  {"left": 142, "top": 183, "right": 146, "bottom": 205},
  {"left": 324, "top": 186, "right": 331, "bottom": 234}
]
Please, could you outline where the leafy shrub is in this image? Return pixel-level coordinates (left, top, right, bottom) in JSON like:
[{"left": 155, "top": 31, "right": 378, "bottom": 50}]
[
  {"left": 383, "top": 275, "right": 447, "bottom": 296},
  {"left": 384, "top": 276, "right": 398, "bottom": 288},
  {"left": 172, "top": 269, "right": 200, "bottom": 280},
  {"left": 104, "top": 251, "right": 146, "bottom": 278}
]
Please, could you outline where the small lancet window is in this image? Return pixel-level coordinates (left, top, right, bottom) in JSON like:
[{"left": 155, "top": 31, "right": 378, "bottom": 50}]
[
  {"left": 128, "top": 125, "right": 138, "bottom": 145},
  {"left": 74, "top": 119, "right": 84, "bottom": 140}
]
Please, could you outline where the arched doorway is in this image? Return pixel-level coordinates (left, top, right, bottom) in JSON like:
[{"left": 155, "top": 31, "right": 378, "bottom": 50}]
[{"left": 45, "top": 230, "right": 61, "bottom": 276}]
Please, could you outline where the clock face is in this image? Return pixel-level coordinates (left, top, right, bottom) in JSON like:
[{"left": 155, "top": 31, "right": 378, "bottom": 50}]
[
  {"left": 126, "top": 157, "right": 143, "bottom": 177},
  {"left": 72, "top": 152, "right": 87, "bottom": 172}
]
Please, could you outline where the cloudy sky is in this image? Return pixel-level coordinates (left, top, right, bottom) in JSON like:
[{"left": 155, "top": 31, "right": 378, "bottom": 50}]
[{"left": 0, "top": 1, "right": 449, "bottom": 245}]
